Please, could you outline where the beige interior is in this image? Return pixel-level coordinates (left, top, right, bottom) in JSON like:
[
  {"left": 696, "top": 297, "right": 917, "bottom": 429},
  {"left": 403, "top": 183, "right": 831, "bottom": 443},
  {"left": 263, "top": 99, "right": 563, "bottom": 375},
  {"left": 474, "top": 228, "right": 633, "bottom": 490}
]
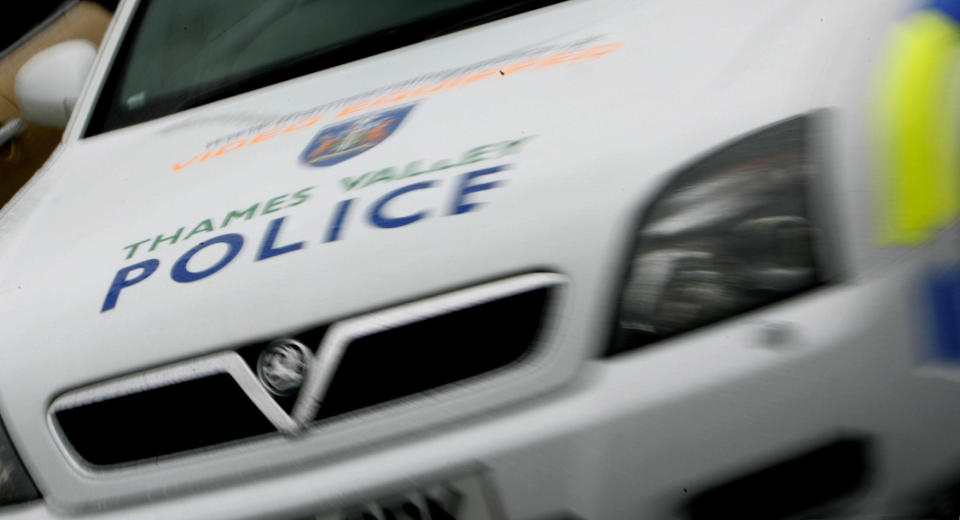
[{"left": 0, "top": 1, "right": 112, "bottom": 207}]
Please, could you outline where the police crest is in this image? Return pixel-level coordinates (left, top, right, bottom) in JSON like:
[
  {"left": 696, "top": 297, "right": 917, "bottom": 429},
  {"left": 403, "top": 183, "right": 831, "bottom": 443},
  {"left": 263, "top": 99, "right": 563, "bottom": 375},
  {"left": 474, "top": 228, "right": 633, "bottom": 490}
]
[{"left": 300, "top": 104, "right": 415, "bottom": 167}]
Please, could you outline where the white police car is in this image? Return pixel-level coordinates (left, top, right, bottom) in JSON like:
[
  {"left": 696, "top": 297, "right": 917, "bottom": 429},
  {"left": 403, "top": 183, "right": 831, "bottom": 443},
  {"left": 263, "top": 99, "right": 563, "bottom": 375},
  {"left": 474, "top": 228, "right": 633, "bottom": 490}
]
[{"left": 1, "top": 0, "right": 959, "bottom": 518}]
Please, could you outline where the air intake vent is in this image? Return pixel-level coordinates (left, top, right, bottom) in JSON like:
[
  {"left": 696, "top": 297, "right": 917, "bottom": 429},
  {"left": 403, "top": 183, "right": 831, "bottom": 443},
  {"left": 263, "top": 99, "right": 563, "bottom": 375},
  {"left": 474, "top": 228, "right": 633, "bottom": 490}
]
[
  {"left": 315, "top": 286, "right": 549, "bottom": 421},
  {"left": 682, "top": 436, "right": 871, "bottom": 520},
  {"left": 54, "top": 373, "right": 277, "bottom": 466},
  {"left": 50, "top": 273, "right": 563, "bottom": 469}
]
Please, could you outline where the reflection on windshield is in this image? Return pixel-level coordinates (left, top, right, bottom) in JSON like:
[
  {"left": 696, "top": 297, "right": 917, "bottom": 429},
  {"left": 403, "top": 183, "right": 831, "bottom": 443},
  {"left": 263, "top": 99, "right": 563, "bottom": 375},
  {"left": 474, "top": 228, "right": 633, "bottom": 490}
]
[{"left": 85, "top": 0, "right": 562, "bottom": 136}]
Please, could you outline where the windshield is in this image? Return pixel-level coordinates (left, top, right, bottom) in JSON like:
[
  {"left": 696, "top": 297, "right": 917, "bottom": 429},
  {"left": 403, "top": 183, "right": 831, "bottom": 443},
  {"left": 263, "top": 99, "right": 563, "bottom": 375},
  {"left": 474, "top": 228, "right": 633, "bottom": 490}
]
[{"left": 84, "top": 0, "right": 561, "bottom": 136}]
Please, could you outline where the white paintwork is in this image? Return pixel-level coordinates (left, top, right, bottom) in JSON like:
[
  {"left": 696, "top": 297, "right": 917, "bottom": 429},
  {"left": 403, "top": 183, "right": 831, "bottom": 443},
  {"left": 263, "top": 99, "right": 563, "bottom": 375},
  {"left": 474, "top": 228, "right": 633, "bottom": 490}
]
[
  {"left": 0, "top": 0, "right": 958, "bottom": 518},
  {"left": 14, "top": 40, "right": 97, "bottom": 128}
]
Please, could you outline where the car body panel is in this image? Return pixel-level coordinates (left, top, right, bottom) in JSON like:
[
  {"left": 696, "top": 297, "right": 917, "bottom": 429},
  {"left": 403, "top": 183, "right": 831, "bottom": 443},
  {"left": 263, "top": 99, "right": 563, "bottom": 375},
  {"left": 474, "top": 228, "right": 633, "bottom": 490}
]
[{"left": 0, "top": 0, "right": 958, "bottom": 517}]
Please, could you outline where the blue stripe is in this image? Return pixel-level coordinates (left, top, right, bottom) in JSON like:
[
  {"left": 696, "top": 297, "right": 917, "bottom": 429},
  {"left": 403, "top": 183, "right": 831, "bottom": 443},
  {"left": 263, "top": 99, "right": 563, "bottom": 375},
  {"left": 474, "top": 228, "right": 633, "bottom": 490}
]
[
  {"left": 928, "top": 0, "right": 960, "bottom": 25},
  {"left": 927, "top": 266, "right": 960, "bottom": 362}
]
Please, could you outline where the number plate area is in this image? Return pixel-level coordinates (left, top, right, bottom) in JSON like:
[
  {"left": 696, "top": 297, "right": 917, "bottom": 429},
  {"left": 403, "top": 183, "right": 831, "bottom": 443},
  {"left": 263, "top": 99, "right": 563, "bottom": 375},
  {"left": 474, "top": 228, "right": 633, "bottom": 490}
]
[{"left": 314, "top": 471, "right": 506, "bottom": 520}]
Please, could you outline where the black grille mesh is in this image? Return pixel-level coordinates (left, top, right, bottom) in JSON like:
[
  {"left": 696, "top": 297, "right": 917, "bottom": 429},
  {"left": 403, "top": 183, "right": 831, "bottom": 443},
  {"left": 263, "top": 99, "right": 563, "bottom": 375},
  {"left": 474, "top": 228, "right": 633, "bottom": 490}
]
[
  {"left": 53, "top": 281, "right": 554, "bottom": 467},
  {"left": 316, "top": 287, "right": 550, "bottom": 421},
  {"left": 54, "top": 373, "right": 276, "bottom": 466}
]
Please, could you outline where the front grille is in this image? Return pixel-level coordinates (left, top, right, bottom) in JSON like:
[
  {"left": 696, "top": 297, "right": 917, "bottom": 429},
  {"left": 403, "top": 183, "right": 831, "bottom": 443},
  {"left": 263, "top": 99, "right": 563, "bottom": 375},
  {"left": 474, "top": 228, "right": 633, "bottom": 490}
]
[
  {"left": 54, "top": 373, "right": 276, "bottom": 466},
  {"left": 316, "top": 286, "right": 549, "bottom": 421},
  {"left": 49, "top": 273, "right": 563, "bottom": 468}
]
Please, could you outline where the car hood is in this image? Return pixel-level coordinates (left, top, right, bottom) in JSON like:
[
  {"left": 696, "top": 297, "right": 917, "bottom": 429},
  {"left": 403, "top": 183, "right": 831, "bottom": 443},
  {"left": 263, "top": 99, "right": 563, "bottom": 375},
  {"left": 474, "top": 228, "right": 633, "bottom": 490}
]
[{"left": 0, "top": 0, "right": 894, "bottom": 510}]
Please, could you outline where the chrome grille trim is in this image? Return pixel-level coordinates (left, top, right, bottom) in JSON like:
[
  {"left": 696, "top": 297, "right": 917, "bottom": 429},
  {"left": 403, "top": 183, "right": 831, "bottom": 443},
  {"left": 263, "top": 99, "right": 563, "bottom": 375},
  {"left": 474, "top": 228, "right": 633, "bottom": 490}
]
[
  {"left": 47, "top": 271, "right": 566, "bottom": 470},
  {"left": 48, "top": 351, "right": 298, "bottom": 473},
  {"left": 291, "top": 272, "right": 566, "bottom": 423},
  {"left": 48, "top": 351, "right": 298, "bottom": 432}
]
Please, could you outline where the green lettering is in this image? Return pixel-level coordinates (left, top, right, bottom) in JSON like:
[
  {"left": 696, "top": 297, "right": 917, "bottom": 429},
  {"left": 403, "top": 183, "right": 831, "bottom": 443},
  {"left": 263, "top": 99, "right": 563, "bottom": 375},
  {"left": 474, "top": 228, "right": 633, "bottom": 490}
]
[
  {"left": 123, "top": 238, "right": 150, "bottom": 260},
  {"left": 362, "top": 168, "right": 398, "bottom": 188},
  {"left": 288, "top": 186, "right": 314, "bottom": 207},
  {"left": 460, "top": 144, "right": 496, "bottom": 165},
  {"left": 262, "top": 194, "right": 289, "bottom": 215},
  {"left": 499, "top": 135, "right": 535, "bottom": 157},
  {"left": 184, "top": 219, "right": 215, "bottom": 241},
  {"left": 340, "top": 172, "right": 371, "bottom": 191},
  {"left": 431, "top": 160, "right": 454, "bottom": 171},
  {"left": 400, "top": 160, "right": 428, "bottom": 178},
  {"left": 150, "top": 227, "right": 185, "bottom": 252},
  {"left": 221, "top": 204, "right": 259, "bottom": 227}
]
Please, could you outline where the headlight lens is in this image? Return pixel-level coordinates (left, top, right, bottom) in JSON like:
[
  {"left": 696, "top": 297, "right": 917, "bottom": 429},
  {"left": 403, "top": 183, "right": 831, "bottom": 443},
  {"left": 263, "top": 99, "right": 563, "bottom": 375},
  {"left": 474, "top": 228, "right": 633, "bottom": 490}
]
[
  {"left": 0, "top": 416, "right": 39, "bottom": 506},
  {"left": 609, "top": 115, "right": 826, "bottom": 355}
]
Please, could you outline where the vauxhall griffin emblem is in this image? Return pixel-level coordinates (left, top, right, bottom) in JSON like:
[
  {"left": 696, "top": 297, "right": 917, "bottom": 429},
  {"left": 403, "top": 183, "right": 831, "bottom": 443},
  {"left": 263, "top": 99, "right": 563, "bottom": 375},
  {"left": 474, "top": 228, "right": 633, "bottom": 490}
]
[{"left": 257, "top": 338, "right": 313, "bottom": 396}]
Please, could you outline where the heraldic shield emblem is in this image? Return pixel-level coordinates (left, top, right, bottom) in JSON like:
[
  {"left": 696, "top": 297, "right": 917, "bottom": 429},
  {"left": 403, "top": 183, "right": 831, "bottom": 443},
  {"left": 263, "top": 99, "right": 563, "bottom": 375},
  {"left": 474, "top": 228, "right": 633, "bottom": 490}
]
[{"left": 299, "top": 104, "right": 416, "bottom": 167}]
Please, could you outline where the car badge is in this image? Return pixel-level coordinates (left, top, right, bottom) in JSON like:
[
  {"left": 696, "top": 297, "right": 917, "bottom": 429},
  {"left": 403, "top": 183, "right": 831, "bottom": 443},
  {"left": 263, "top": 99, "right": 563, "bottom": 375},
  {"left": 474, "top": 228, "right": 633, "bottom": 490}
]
[
  {"left": 299, "top": 104, "right": 416, "bottom": 167},
  {"left": 257, "top": 338, "right": 313, "bottom": 396}
]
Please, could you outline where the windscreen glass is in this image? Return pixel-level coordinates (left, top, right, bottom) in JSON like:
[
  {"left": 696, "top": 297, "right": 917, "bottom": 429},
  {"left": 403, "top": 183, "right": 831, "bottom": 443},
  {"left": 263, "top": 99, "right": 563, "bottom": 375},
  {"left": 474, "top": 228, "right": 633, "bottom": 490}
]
[{"left": 84, "top": 0, "right": 561, "bottom": 136}]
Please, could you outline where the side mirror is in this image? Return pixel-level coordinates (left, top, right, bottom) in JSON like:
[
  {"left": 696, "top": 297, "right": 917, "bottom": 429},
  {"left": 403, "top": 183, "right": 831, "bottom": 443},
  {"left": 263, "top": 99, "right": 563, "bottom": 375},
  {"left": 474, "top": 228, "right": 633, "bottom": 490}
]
[{"left": 14, "top": 39, "right": 97, "bottom": 128}]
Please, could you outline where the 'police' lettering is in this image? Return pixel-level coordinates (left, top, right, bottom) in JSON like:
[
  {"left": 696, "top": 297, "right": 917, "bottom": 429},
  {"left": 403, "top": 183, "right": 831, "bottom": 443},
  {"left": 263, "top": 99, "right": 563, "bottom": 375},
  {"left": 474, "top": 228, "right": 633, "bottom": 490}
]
[
  {"left": 325, "top": 199, "right": 354, "bottom": 242},
  {"left": 101, "top": 259, "right": 160, "bottom": 312},
  {"left": 450, "top": 165, "right": 506, "bottom": 215},
  {"left": 369, "top": 181, "right": 436, "bottom": 228},
  {"left": 171, "top": 234, "right": 244, "bottom": 283},
  {"left": 256, "top": 217, "right": 304, "bottom": 261},
  {"left": 102, "top": 166, "right": 515, "bottom": 311}
]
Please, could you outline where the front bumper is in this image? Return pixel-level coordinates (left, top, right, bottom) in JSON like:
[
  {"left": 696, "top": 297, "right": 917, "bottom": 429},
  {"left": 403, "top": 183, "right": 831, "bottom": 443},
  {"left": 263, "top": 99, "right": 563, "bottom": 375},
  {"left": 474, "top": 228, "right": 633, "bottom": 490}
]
[{"left": 5, "top": 248, "right": 960, "bottom": 519}]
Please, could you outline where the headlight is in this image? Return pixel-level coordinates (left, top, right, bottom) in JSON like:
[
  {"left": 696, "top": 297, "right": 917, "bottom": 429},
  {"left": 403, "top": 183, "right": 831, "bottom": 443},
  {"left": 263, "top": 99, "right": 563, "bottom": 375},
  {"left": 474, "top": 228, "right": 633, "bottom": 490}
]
[
  {"left": 608, "top": 115, "right": 828, "bottom": 355},
  {"left": 0, "top": 416, "right": 39, "bottom": 506}
]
